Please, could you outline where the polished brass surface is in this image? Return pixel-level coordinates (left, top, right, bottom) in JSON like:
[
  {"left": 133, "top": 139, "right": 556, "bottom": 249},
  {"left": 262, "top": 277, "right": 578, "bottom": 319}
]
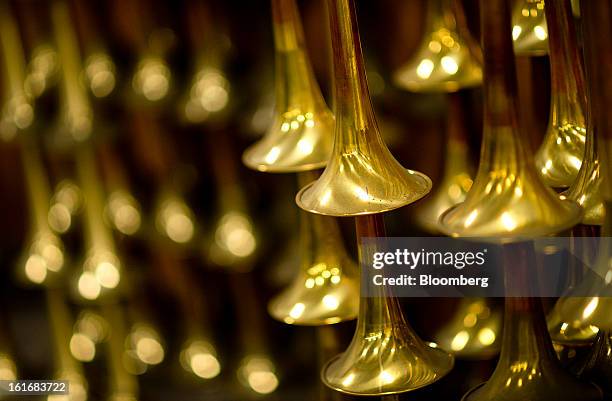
[
  {"left": 547, "top": 304, "right": 600, "bottom": 346},
  {"left": 461, "top": 243, "right": 602, "bottom": 401},
  {"left": 556, "top": 0, "right": 612, "bottom": 332},
  {"left": 393, "top": 0, "right": 482, "bottom": 92},
  {"left": 296, "top": 0, "right": 431, "bottom": 216},
  {"left": 512, "top": 0, "right": 548, "bottom": 56},
  {"left": 416, "top": 95, "right": 474, "bottom": 232},
  {"left": 269, "top": 173, "right": 359, "bottom": 325},
  {"left": 576, "top": 330, "right": 612, "bottom": 396},
  {"left": 439, "top": 0, "right": 581, "bottom": 241},
  {"left": 434, "top": 298, "right": 501, "bottom": 359},
  {"left": 322, "top": 215, "right": 453, "bottom": 395},
  {"left": 242, "top": 0, "right": 334, "bottom": 173},
  {"left": 535, "top": 0, "right": 587, "bottom": 189}
]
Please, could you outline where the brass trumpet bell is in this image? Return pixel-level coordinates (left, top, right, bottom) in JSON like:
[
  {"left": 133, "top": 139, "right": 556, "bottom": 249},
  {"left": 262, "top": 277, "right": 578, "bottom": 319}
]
[
  {"left": 511, "top": 0, "right": 548, "bottom": 56},
  {"left": 393, "top": 0, "right": 482, "bottom": 93},
  {"left": 439, "top": 2, "right": 580, "bottom": 240},
  {"left": 301, "top": 0, "right": 452, "bottom": 395},
  {"left": 296, "top": 0, "right": 431, "bottom": 216},
  {"left": 534, "top": 0, "right": 587, "bottom": 189},
  {"left": 268, "top": 188, "right": 359, "bottom": 325},
  {"left": 434, "top": 298, "right": 501, "bottom": 359},
  {"left": 556, "top": 0, "right": 612, "bottom": 332},
  {"left": 322, "top": 297, "right": 453, "bottom": 395},
  {"left": 242, "top": 0, "right": 334, "bottom": 173}
]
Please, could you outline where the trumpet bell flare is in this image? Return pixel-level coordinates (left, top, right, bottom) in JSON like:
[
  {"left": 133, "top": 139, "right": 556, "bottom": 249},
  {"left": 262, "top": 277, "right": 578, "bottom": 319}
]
[
  {"left": 296, "top": 148, "right": 432, "bottom": 216},
  {"left": 535, "top": 123, "right": 586, "bottom": 189},
  {"left": 462, "top": 367, "right": 601, "bottom": 401},
  {"left": 512, "top": 0, "right": 548, "bottom": 56},
  {"left": 394, "top": 31, "right": 482, "bottom": 93},
  {"left": 560, "top": 297, "right": 612, "bottom": 332},
  {"left": 434, "top": 299, "right": 502, "bottom": 359},
  {"left": 268, "top": 268, "right": 359, "bottom": 325},
  {"left": 439, "top": 168, "right": 582, "bottom": 240},
  {"left": 322, "top": 334, "right": 453, "bottom": 395},
  {"left": 242, "top": 108, "right": 334, "bottom": 172}
]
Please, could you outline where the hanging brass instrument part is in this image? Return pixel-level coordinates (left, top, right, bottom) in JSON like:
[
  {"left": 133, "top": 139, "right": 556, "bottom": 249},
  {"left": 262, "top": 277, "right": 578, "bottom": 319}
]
[
  {"left": 461, "top": 243, "right": 601, "bottom": 401},
  {"left": 556, "top": 0, "right": 612, "bottom": 333},
  {"left": 295, "top": 0, "right": 452, "bottom": 394},
  {"left": 155, "top": 191, "right": 196, "bottom": 244},
  {"left": 69, "top": 310, "right": 109, "bottom": 362},
  {"left": 393, "top": 0, "right": 482, "bottom": 93},
  {"left": 25, "top": 44, "right": 60, "bottom": 99},
  {"left": 180, "top": 337, "right": 221, "bottom": 380},
  {"left": 0, "top": 3, "right": 65, "bottom": 286},
  {"left": 296, "top": 0, "right": 431, "bottom": 216},
  {"left": 182, "top": 0, "right": 231, "bottom": 123},
  {"left": 321, "top": 216, "right": 453, "bottom": 395},
  {"left": 99, "top": 144, "right": 142, "bottom": 236},
  {"left": 439, "top": 2, "right": 581, "bottom": 240},
  {"left": 416, "top": 95, "right": 474, "bottom": 232},
  {"left": 18, "top": 140, "right": 66, "bottom": 286},
  {"left": 0, "top": 353, "right": 17, "bottom": 381},
  {"left": 269, "top": 171, "right": 359, "bottom": 325},
  {"left": 72, "top": 1, "right": 116, "bottom": 99},
  {"left": 433, "top": 298, "right": 501, "bottom": 359},
  {"left": 46, "top": 289, "right": 89, "bottom": 401},
  {"left": 535, "top": 0, "right": 587, "bottom": 189},
  {"left": 124, "top": 322, "right": 165, "bottom": 374},
  {"left": 0, "top": 2, "right": 34, "bottom": 141},
  {"left": 132, "top": 57, "right": 171, "bottom": 102},
  {"left": 575, "top": 330, "right": 612, "bottom": 397},
  {"left": 242, "top": 0, "right": 334, "bottom": 173},
  {"left": 101, "top": 304, "right": 139, "bottom": 401},
  {"left": 511, "top": 0, "right": 548, "bottom": 56},
  {"left": 52, "top": 0, "right": 92, "bottom": 142},
  {"left": 230, "top": 274, "right": 280, "bottom": 395},
  {"left": 75, "top": 147, "right": 123, "bottom": 301},
  {"left": 48, "top": 180, "right": 82, "bottom": 234}
]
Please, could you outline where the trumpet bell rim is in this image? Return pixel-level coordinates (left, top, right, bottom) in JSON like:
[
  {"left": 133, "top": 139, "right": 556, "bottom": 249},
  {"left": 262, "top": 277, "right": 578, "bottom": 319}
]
[
  {"left": 321, "top": 345, "right": 454, "bottom": 396},
  {"left": 438, "top": 200, "right": 582, "bottom": 243},
  {"left": 242, "top": 152, "right": 327, "bottom": 173},
  {"left": 296, "top": 169, "right": 432, "bottom": 217}
]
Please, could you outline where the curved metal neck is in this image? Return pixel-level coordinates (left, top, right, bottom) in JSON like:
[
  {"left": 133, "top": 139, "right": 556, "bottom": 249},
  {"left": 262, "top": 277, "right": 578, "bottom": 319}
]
[{"left": 327, "top": 0, "right": 377, "bottom": 136}]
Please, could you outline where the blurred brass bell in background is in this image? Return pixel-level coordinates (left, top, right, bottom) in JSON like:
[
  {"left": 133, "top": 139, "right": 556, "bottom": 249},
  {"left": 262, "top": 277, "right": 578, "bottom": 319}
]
[
  {"left": 416, "top": 95, "right": 474, "bottom": 233},
  {"left": 434, "top": 298, "right": 501, "bottom": 359},
  {"left": 297, "top": 0, "right": 453, "bottom": 395},
  {"left": 242, "top": 0, "right": 334, "bottom": 173},
  {"left": 534, "top": 0, "right": 587, "bottom": 189},
  {"left": 512, "top": 0, "right": 548, "bottom": 57},
  {"left": 0, "top": 2, "right": 65, "bottom": 287},
  {"left": 269, "top": 171, "right": 359, "bottom": 325},
  {"left": 393, "top": 0, "right": 482, "bottom": 93}
]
